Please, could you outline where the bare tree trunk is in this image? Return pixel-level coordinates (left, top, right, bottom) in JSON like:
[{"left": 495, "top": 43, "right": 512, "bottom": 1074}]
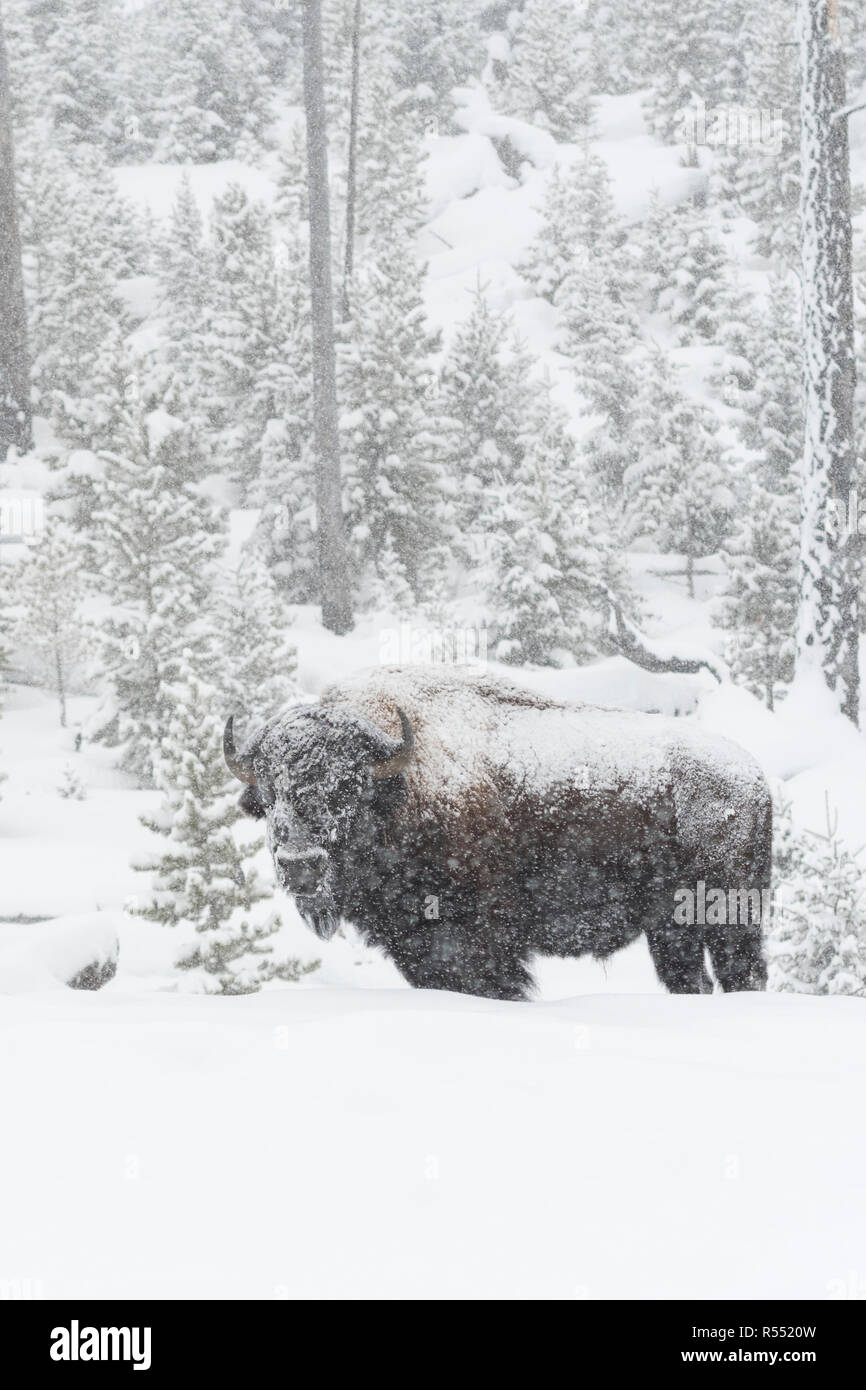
[
  {"left": 342, "top": 0, "right": 362, "bottom": 320},
  {"left": 795, "top": 0, "right": 859, "bottom": 722},
  {"left": 55, "top": 645, "right": 67, "bottom": 728},
  {"left": 0, "top": 3, "right": 32, "bottom": 457},
  {"left": 302, "top": 0, "right": 353, "bottom": 634}
]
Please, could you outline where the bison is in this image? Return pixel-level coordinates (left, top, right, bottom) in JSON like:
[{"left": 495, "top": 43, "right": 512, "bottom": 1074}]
[{"left": 224, "top": 667, "right": 771, "bottom": 1000}]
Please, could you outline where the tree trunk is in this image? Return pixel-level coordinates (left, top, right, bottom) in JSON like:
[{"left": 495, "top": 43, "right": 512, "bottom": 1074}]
[
  {"left": 796, "top": 0, "right": 859, "bottom": 722},
  {"left": 302, "top": 0, "right": 353, "bottom": 634},
  {"left": 342, "top": 0, "right": 362, "bottom": 320},
  {"left": 0, "top": 4, "right": 32, "bottom": 457},
  {"left": 55, "top": 646, "right": 66, "bottom": 728}
]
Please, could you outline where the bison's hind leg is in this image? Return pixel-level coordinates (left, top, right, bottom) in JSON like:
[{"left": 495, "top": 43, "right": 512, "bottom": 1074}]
[
  {"left": 705, "top": 926, "right": 767, "bottom": 992},
  {"left": 645, "top": 925, "right": 713, "bottom": 994}
]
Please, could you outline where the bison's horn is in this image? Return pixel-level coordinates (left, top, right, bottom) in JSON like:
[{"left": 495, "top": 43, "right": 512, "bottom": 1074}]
[
  {"left": 371, "top": 707, "right": 414, "bottom": 780},
  {"left": 224, "top": 715, "right": 257, "bottom": 785}
]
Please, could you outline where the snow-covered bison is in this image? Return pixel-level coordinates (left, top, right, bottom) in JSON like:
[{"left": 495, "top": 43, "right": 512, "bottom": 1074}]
[{"left": 225, "top": 667, "right": 771, "bottom": 1000}]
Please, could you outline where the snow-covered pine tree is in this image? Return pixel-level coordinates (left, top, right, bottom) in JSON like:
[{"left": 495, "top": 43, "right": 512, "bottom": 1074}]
[
  {"left": 134, "top": 656, "right": 317, "bottom": 995},
  {"left": 743, "top": 271, "right": 804, "bottom": 490},
  {"left": 503, "top": 0, "right": 591, "bottom": 141},
  {"left": 220, "top": 551, "right": 299, "bottom": 727},
  {"left": 14, "top": 521, "right": 88, "bottom": 728},
  {"left": 352, "top": 53, "right": 427, "bottom": 254},
  {"left": 587, "top": 0, "right": 648, "bottom": 96},
  {"left": 639, "top": 1, "right": 716, "bottom": 145},
  {"left": 239, "top": 0, "right": 300, "bottom": 89},
  {"left": 438, "top": 286, "right": 537, "bottom": 541},
  {"left": 46, "top": 0, "right": 124, "bottom": 155},
  {"left": 249, "top": 198, "right": 317, "bottom": 601},
  {"left": 155, "top": 171, "right": 212, "bottom": 433},
  {"left": 520, "top": 152, "right": 626, "bottom": 305},
  {"left": 386, "top": 1, "right": 485, "bottom": 128},
  {"left": 23, "top": 147, "right": 130, "bottom": 441},
  {"left": 339, "top": 230, "right": 447, "bottom": 600},
  {"left": 149, "top": 0, "right": 271, "bottom": 163},
  {"left": 625, "top": 348, "right": 731, "bottom": 597},
  {"left": 482, "top": 386, "right": 633, "bottom": 664},
  {"left": 715, "top": 271, "right": 802, "bottom": 709},
  {"left": 637, "top": 187, "right": 680, "bottom": 314},
  {"left": 558, "top": 245, "right": 641, "bottom": 502},
  {"left": 197, "top": 183, "right": 288, "bottom": 496},
  {"left": 91, "top": 375, "right": 225, "bottom": 785},
  {"left": 770, "top": 794, "right": 866, "bottom": 996},
  {"left": 733, "top": 0, "right": 800, "bottom": 266},
  {"left": 718, "top": 486, "right": 798, "bottom": 710},
  {"left": 58, "top": 763, "right": 87, "bottom": 799},
  {"left": 655, "top": 195, "right": 733, "bottom": 344}
]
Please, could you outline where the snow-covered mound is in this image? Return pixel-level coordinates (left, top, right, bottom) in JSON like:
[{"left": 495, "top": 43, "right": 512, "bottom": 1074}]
[{"left": 0, "top": 914, "right": 120, "bottom": 994}]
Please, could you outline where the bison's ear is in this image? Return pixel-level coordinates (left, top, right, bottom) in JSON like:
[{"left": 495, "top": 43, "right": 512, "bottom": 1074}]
[{"left": 238, "top": 785, "right": 267, "bottom": 820}]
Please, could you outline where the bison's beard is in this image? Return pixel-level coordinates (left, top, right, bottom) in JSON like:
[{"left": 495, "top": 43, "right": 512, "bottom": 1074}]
[{"left": 295, "top": 893, "right": 340, "bottom": 941}]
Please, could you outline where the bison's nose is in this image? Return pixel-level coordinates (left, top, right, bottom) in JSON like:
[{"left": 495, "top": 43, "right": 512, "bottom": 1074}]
[{"left": 275, "top": 848, "right": 326, "bottom": 896}]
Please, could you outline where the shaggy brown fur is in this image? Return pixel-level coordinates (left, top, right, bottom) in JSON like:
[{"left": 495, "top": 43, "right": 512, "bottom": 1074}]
[{"left": 230, "top": 667, "right": 771, "bottom": 1000}]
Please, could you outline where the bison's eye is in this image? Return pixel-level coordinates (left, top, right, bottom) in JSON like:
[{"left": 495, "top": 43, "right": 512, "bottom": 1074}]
[{"left": 239, "top": 786, "right": 267, "bottom": 820}]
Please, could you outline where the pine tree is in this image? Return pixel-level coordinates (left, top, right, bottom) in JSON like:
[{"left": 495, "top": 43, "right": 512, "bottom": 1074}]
[
  {"left": 58, "top": 763, "right": 87, "bottom": 799},
  {"left": 386, "top": 2, "right": 485, "bottom": 128},
  {"left": 558, "top": 247, "right": 641, "bottom": 501},
  {"left": 639, "top": 1, "right": 720, "bottom": 145},
  {"left": 655, "top": 196, "right": 732, "bottom": 344},
  {"left": 625, "top": 349, "right": 731, "bottom": 596},
  {"left": 483, "top": 389, "right": 633, "bottom": 665},
  {"left": 439, "top": 287, "right": 537, "bottom": 539},
  {"left": 770, "top": 795, "right": 866, "bottom": 996},
  {"left": 155, "top": 172, "right": 212, "bottom": 432},
  {"left": 520, "top": 153, "right": 626, "bottom": 305},
  {"left": 14, "top": 522, "right": 88, "bottom": 728},
  {"left": 134, "top": 657, "right": 317, "bottom": 995},
  {"left": 91, "top": 375, "right": 226, "bottom": 785},
  {"left": 47, "top": 0, "right": 124, "bottom": 154},
  {"left": 339, "top": 232, "right": 448, "bottom": 599},
  {"left": 353, "top": 56, "right": 426, "bottom": 254},
  {"left": 149, "top": 0, "right": 271, "bottom": 163},
  {"left": 744, "top": 272, "right": 804, "bottom": 490},
  {"left": 221, "top": 551, "right": 299, "bottom": 726},
  {"left": 198, "top": 183, "right": 285, "bottom": 495},
  {"left": 734, "top": 0, "right": 800, "bottom": 266},
  {"left": 638, "top": 187, "right": 679, "bottom": 312},
  {"left": 718, "top": 486, "right": 798, "bottom": 710},
  {"left": 504, "top": 0, "right": 591, "bottom": 140},
  {"left": 715, "top": 272, "right": 802, "bottom": 709},
  {"left": 23, "top": 147, "right": 129, "bottom": 441},
  {"left": 588, "top": 0, "right": 647, "bottom": 96}
]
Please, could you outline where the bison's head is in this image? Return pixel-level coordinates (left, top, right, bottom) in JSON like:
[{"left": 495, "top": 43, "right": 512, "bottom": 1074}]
[{"left": 224, "top": 704, "right": 413, "bottom": 940}]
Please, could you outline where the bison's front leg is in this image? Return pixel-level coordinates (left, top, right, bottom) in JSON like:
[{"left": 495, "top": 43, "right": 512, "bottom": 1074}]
[
  {"left": 645, "top": 925, "right": 714, "bottom": 993},
  {"left": 390, "top": 924, "right": 534, "bottom": 1002}
]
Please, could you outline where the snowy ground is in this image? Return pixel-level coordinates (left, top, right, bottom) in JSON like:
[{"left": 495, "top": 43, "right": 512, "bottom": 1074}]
[{"left": 2, "top": 986, "right": 864, "bottom": 1299}]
